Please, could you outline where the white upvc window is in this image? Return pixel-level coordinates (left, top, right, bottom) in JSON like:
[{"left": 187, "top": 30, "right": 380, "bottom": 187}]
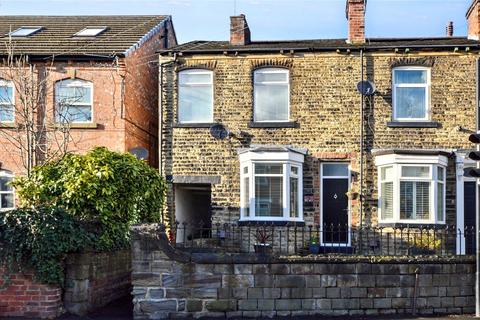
[
  {"left": 178, "top": 69, "right": 213, "bottom": 123},
  {"left": 239, "top": 150, "right": 304, "bottom": 222},
  {"left": 392, "top": 67, "right": 430, "bottom": 121},
  {"left": 253, "top": 68, "right": 289, "bottom": 122},
  {"left": 55, "top": 79, "right": 93, "bottom": 123},
  {"left": 376, "top": 154, "right": 446, "bottom": 224},
  {"left": 0, "top": 80, "right": 14, "bottom": 123},
  {"left": 0, "top": 171, "right": 14, "bottom": 211}
]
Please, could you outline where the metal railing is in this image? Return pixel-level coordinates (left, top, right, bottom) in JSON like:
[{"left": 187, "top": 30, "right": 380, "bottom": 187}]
[{"left": 169, "top": 221, "right": 476, "bottom": 256}]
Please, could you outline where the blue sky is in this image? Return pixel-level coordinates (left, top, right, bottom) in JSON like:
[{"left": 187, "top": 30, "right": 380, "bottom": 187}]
[{"left": 0, "top": 0, "right": 471, "bottom": 43}]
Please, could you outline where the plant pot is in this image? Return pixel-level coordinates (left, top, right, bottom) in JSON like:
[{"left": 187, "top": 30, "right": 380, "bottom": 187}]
[
  {"left": 254, "top": 243, "right": 272, "bottom": 255},
  {"left": 309, "top": 243, "right": 320, "bottom": 254}
]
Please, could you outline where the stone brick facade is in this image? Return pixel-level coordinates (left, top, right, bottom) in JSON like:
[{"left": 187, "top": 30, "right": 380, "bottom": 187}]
[
  {"left": 160, "top": 50, "right": 477, "bottom": 230},
  {"left": 131, "top": 224, "right": 475, "bottom": 318}
]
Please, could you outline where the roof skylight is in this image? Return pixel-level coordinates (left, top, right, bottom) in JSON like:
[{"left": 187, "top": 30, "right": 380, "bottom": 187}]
[
  {"left": 74, "top": 26, "right": 107, "bottom": 37},
  {"left": 8, "top": 26, "right": 43, "bottom": 37}
]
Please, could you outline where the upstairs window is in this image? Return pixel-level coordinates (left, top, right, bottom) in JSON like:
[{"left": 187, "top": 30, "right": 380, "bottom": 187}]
[
  {"left": 8, "top": 26, "right": 43, "bottom": 37},
  {"left": 55, "top": 79, "right": 93, "bottom": 123},
  {"left": 0, "top": 171, "right": 14, "bottom": 210},
  {"left": 392, "top": 67, "right": 430, "bottom": 121},
  {"left": 254, "top": 68, "right": 289, "bottom": 122},
  {"left": 178, "top": 69, "right": 213, "bottom": 123},
  {"left": 0, "top": 80, "right": 14, "bottom": 122}
]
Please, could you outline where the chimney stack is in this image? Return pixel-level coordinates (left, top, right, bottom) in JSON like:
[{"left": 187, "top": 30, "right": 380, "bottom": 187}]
[
  {"left": 467, "top": 0, "right": 480, "bottom": 40},
  {"left": 230, "top": 14, "right": 251, "bottom": 45},
  {"left": 346, "top": 0, "right": 366, "bottom": 44},
  {"left": 446, "top": 21, "right": 454, "bottom": 37}
]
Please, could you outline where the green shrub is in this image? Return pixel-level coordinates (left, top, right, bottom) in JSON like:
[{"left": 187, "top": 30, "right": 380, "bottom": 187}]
[
  {"left": 12, "top": 147, "right": 166, "bottom": 250},
  {"left": 0, "top": 206, "right": 93, "bottom": 286}
]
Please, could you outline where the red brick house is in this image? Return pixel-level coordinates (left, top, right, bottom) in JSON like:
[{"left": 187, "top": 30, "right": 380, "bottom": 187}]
[{"left": 0, "top": 16, "right": 176, "bottom": 210}]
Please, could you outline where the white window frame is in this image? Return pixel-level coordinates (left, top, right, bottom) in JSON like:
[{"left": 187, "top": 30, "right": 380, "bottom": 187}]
[
  {"left": 320, "top": 162, "right": 351, "bottom": 247},
  {"left": 178, "top": 69, "right": 214, "bottom": 124},
  {"left": 55, "top": 79, "right": 93, "bottom": 124},
  {"left": 376, "top": 153, "right": 446, "bottom": 224},
  {"left": 0, "top": 79, "right": 14, "bottom": 123},
  {"left": 0, "top": 171, "right": 15, "bottom": 211},
  {"left": 392, "top": 66, "right": 431, "bottom": 122},
  {"left": 253, "top": 67, "right": 290, "bottom": 123},
  {"left": 239, "top": 150, "right": 303, "bottom": 222}
]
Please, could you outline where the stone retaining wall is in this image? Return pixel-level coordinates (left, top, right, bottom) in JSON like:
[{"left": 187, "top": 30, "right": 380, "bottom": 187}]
[
  {"left": 131, "top": 224, "right": 475, "bottom": 319},
  {"left": 0, "top": 249, "right": 131, "bottom": 319},
  {"left": 64, "top": 249, "right": 132, "bottom": 316}
]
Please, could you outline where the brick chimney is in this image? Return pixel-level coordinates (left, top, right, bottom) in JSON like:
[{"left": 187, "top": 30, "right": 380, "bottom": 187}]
[
  {"left": 467, "top": 0, "right": 480, "bottom": 40},
  {"left": 446, "top": 21, "right": 454, "bottom": 37},
  {"left": 346, "top": 0, "right": 366, "bottom": 44},
  {"left": 230, "top": 14, "right": 251, "bottom": 45}
]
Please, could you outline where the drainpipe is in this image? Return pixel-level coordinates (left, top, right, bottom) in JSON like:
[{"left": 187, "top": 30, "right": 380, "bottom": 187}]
[{"left": 359, "top": 49, "right": 364, "bottom": 229}]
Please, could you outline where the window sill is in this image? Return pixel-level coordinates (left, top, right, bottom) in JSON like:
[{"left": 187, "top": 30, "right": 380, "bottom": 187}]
[
  {"left": 174, "top": 123, "right": 217, "bottom": 128},
  {"left": 248, "top": 121, "right": 298, "bottom": 128},
  {"left": 238, "top": 220, "right": 304, "bottom": 227},
  {"left": 378, "top": 222, "right": 446, "bottom": 228},
  {"left": 0, "top": 122, "right": 15, "bottom": 128},
  {"left": 54, "top": 123, "right": 98, "bottom": 129},
  {"left": 387, "top": 121, "right": 440, "bottom": 128}
]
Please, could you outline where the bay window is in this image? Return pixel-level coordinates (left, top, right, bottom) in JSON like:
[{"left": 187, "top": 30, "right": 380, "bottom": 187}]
[
  {"left": 253, "top": 68, "right": 289, "bottom": 122},
  {"left": 376, "top": 153, "right": 446, "bottom": 224},
  {"left": 0, "top": 80, "right": 14, "bottom": 122},
  {"left": 178, "top": 69, "right": 213, "bottom": 123},
  {"left": 392, "top": 67, "right": 430, "bottom": 121},
  {"left": 239, "top": 148, "right": 304, "bottom": 222}
]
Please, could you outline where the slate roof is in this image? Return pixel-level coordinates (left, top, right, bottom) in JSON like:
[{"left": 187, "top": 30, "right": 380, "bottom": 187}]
[
  {"left": 0, "top": 16, "right": 170, "bottom": 59},
  {"left": 161, "top": 37, "right": 480, "bottom": 55}
]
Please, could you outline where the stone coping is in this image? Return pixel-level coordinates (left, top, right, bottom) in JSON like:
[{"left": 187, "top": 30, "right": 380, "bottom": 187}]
[{"left": 131, "top": 224, "right": 474, "bottom": 265}]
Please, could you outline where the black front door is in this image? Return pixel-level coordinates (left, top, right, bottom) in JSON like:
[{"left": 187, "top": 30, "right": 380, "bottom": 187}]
[
  {"left": 322, "top": 178, "right": 349, "bottom": 244},
  {"left": 465, "top": 181, "right": 477, "bottom": 254}
]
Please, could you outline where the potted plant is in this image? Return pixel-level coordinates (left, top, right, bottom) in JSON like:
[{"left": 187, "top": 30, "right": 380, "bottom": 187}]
[
  {"left": 308, "top": 236, "right": 320, "bottom": 254},
  {"left": 254, "top": 226, "right": 272, "bottom": 255}
]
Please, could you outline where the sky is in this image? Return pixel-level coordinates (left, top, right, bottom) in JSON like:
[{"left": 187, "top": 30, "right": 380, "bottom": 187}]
[{"left": 0, "top": 0, "right": 472, "bottom": 43}]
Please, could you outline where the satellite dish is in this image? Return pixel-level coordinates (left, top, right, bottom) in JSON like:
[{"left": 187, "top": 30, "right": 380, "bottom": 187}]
[
  {"left": 209, "top": 124, "right": 230, "bottom": 140},
  {"left": 129, "top": 147, "right": 149, "bottom": 160},
  {"left": 356, "top": 80, "right": 376, "bottom": 96}
]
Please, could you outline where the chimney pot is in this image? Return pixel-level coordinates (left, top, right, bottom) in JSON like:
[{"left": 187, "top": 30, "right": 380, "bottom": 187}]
[
  {"left": 230, "top": 14, "right": 251, "bottom": 45},
  {"left": 466, "top": 0, "right": 480, "bottom": 40},
  {"left": 346, "top": 0, "right": 367, "bottom": 44},
  {"left": 446, "top": 21, "right": 454, "bottom": 37}
]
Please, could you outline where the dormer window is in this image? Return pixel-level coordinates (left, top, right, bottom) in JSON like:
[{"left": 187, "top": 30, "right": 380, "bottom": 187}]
[
  {"left": 8, "top": 26, "right": 43, "bottom": 37},
  {"left": 74, "top": 27, "right": 107, "bottom": 37}
]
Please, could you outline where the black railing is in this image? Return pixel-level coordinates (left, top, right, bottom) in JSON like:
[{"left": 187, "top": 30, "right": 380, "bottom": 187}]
[{"left": 169, "top": 221, "right": 476, "bottom": 256}]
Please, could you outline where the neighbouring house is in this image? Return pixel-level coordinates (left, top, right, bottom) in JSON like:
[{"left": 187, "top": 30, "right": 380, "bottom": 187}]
[
  {"left": 0, "top": 15, "right": 177, "bottom": 211},
  {"left": 159, "top": 0, "right": 480, "bottom": 255}
]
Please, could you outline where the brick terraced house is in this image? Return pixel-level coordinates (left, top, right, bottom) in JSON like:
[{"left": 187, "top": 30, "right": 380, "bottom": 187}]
[
  {"left": 0, "top": 15, "right": 176, "bottom": 211},
  {"left": 159, "top": 0, "right": 480, "bottom": 254}
]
